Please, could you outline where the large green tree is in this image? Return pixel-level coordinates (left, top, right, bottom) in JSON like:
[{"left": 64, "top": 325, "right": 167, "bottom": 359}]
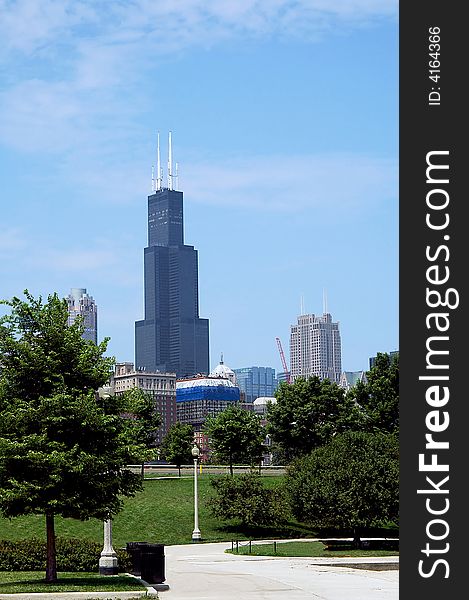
[
  {"left": 285, "top": 431, "right": 399, "bottom": 542},
  {"left": 349, "top": 352, "right": 399, "bottom": 433},
  {"left": 204, "top": 404, "right": 266, "bottom": 475},
  {"left": 160, "top": 422, "right": 194, "bottom": 476},
  {"left": 0, "top": 292, "right": 154, "bottom": 582},
  {"left": 267, "top": 377, "right": 364, "bottom": 462}
]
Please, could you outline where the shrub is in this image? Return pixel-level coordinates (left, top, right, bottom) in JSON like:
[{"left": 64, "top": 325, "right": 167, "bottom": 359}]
[
  {"left": 285, "top": 431, "right": 399, "bottom": 539},
  {"left": 210, "top": 473, "right": 288, "bottom": 527},
  {"left": 0, "top": 537, "right": 132, "bottom": 572}
]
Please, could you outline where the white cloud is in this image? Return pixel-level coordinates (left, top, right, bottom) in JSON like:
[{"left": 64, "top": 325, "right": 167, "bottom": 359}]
[
  {"left": 0, "top": 0, "right": 397, "bottom": 59},
  {"left": 182, "top": 153, "right": 397, "bottom": 212},
  {"left": 28, "top": 248, "right": 117, "bottom": 272},
  {"left": 0, "top": 0, "right": 397, "bottom": 157},
  {"left": 0, "top": 227, "right": 27, "bottom": 256},
  {"left": 52, "top": 149, "right": 395, "bottom": 214}
]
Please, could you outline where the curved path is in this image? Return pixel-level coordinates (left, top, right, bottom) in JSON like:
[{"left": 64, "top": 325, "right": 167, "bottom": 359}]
[{"left": 163, "top": 541, "right": 399, "bottom": 600}]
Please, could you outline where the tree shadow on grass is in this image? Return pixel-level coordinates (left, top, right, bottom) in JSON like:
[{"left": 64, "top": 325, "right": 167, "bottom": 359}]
[
  {"left": 214, "top": 520, "right": 318, "bottom": 540},
  {"left": 212, "top": 521, "right": 398, "bottom": 543}
]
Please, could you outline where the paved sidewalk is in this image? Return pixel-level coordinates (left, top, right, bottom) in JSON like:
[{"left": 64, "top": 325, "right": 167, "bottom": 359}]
[
  {"left": 0, "top": 540, "right": 399, "bottom": 600},
  {"left": 163, "top": 541, "right": 398, "bottom": 600}
]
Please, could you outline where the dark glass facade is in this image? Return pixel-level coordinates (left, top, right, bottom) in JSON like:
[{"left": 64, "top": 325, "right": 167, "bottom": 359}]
[
  {"left": 135, "top": 188, "right": 209, "bottom": 378},
  {"left": 233, "top": 366, "right": 278, "bottom": 403}
]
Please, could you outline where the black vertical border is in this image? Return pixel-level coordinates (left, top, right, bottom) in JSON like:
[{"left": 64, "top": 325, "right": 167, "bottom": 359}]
[{"left": 400, "top": 2, "right": 467, "bottom": 598}]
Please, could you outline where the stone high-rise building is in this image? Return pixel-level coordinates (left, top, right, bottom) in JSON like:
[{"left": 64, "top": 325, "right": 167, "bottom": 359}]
[
  {"left": 67, "top": 288, "right": 97, "bottom": 344},
  {"left": 290, "top": 312, "right": 342, "bottom": 383}
]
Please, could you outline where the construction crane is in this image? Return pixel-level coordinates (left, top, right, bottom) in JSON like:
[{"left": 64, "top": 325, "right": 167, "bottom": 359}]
[{"left": 275, "top": 337, "right": 291, "bottom": 384}]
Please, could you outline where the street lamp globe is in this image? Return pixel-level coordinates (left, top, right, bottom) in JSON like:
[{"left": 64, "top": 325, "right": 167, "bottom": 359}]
[{"left": 191, "top": 444, "right": 200, "bottom": 458}]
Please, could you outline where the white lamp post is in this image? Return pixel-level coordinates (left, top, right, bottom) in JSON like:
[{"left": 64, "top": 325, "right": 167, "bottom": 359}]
[
  {"left": 99, "top": 519, "right": 118, "bottom": 575},
  {"left": 191, "top": 444, "right": 201, "bottom": 541}
]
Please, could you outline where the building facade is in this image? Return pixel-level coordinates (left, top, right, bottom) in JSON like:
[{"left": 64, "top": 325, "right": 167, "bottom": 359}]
[
  {"left": 233, "top": 366, "right": 278, "bottom": 403},
  {"left": 112, "top": 362, "right": 177, "bottom": 445},
  {"left": 290, "top": 312, "right": 342, "bottom": 383},
  {"left": 339, "top": 370, "right": 367, "bottom": 392},
  {"left": 176, "top": 376, "right": 240, "bottom": 461},
  {"left": 135, "top": 142, "right": 209, "bottom": 379},
  {"left": 67, "top": 288, "right": 97, "bottom": 344}
]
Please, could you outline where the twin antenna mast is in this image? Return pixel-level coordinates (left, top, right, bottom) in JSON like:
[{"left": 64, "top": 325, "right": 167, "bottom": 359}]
[{"left": 151, "top": 131, "right": 179, "bottom": 192}]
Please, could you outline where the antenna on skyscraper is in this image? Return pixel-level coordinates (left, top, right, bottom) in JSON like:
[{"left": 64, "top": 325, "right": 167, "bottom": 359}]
[
  {"left": 300, "top": 295, "right": 305, "bottom": 315},
  {"left": 323, "top": 289, "right": 328, "bottom": 315},
  {"left": 151, "top": 165, "right": 155, "bottom": 193},
  {"left": 175, "top": 162, "right": 179, "bottom": 190},
  {"left": 156, "top": 131, "right": 162, "bottom": 191},
  {"left": 168, "top": 131, "right": 173, "bottom": 190}
]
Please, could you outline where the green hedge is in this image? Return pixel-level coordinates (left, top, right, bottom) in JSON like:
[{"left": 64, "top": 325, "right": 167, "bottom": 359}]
[{"left": 0, "top": 538, "right": 132, "bottom": 572}]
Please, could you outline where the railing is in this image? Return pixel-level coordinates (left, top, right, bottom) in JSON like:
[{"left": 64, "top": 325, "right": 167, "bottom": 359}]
[
  {"left": 126, "top": 463, "right": 286, "bottom": 476},
  {"left": 230, "top": 539, "right": 278, "bottom": 554}
]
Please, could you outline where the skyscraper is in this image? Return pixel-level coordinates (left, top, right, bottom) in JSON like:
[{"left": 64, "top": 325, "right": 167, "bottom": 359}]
[
  {"left": 135, "top": 133, "right": 209, "bottom": 378},
  {"left": 290, "top": 312, "right": 342, "bottom": 383},
  {"left": 233, "top": 366, "right": 278, "bottom": 403},
  {"left": 67, "top": 288, "right": 98, "bottom": 344}
]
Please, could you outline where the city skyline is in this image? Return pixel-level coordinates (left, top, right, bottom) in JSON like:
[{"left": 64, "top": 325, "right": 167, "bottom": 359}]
[{"left": 0, "top": 1, "right": 398, "bottom": 374}]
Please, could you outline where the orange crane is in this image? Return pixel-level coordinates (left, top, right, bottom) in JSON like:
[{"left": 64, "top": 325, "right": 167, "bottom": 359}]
[{"left": 275, "top": 337, "right": 291, "bottom": 384}]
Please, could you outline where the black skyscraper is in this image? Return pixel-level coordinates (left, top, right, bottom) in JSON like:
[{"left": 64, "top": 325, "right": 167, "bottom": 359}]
[{"left": 135, "top": 184, "right": 210, "bottom": 378}]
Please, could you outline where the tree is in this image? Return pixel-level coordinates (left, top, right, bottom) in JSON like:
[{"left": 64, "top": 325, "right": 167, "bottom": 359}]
[
  {"left": 210, "top": 473, "right": 288, "bottom": 528},
  {"left": 204, "top": 404, "right": 266, "bottom": 475},
  {"left": 160, "top": 422, "right": 194, "bottom": 476},
  {"left": 267, "top": 377, "right": 364, "bottom": 462},
  {"left": 111, "top": 386, "right": 162, "bottom": 478},
  {"left": 285, "top": 431, "right": 399, "bottom": 543},
  {"left": 349, "top": 352, "right": 399, "bottom": 433},
  {"left": 0, "top": 291, "right": 153, "bottom": 582}
]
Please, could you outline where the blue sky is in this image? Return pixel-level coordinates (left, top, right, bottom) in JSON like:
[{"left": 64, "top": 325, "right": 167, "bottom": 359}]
[{"left": 0, "top": 0, "right": 398, "bottom": 374}]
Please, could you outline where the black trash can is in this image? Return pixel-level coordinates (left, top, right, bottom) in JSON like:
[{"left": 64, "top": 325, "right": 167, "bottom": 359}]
[
  {"left": 126, "top": 541, "right": 149, "bottom": 577},
  {"left": 140, "top": 544, "right": 165, "bottom": 584}
]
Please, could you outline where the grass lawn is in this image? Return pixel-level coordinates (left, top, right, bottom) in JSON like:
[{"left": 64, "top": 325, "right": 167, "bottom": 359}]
[
  {"left": 227, "top": 541, "right": 399, "bottom": 558},
  {"left": 0, "top": 475, "right": 317, "bottom": 547},
  {"left": 0, "top": 572, "right": 146, "bottom": 593},
  {"left": 0, "top": 475, "right": 397, "bottom": 548}
]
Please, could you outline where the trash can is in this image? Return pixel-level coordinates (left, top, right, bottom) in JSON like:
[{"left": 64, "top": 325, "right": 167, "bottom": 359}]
[
  {"left": 126, "top": 541, "right": 149, "bottom": 577},
  {"left": 140, "top": 544, "right": 165, "bottom": 584}
]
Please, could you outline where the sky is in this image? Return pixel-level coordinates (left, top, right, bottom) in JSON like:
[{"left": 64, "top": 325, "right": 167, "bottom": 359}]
[{"left": 0, "top": 0, "right": 398, "bottom": 375}]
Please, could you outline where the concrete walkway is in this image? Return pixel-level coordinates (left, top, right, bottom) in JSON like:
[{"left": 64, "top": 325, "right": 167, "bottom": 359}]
[{"left": 0, "top": 540, "right": 399, "bottom": 600}]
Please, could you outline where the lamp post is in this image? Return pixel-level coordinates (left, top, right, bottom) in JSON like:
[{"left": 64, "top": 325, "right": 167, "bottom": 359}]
[
  {"left": 99, "top": 519, "right": 118, "bottom": 575},
  {"left": 191, "top": 444, "right": 201, "bottom": 541}
]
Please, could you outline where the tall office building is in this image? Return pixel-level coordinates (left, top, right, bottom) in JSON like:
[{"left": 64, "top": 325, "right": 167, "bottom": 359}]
[
  {"left": 233, "top": 366, "right": 278, "bottom": 403},
  {"left": 290, "top": 312, "right": 342, "bottom": 383},
  {"left": 135, "top": 133, "right": 209, "bottom": 378},
  {"left": 112, "top": 362, "right": 177, "bottom": 445},
  {"left": 67, "top": 288, "right": 97, "bottom": 344}
]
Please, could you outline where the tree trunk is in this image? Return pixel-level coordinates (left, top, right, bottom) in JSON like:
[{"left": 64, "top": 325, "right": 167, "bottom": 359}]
[
  {"left": 353, "top": 527, "right": 361, "bottom": 549},
  {"left": 178, "top": 464, "right": 181, "bottom": 477},
  {"left": 45, "top": 513, "right": 57, "bottom": 583}
]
